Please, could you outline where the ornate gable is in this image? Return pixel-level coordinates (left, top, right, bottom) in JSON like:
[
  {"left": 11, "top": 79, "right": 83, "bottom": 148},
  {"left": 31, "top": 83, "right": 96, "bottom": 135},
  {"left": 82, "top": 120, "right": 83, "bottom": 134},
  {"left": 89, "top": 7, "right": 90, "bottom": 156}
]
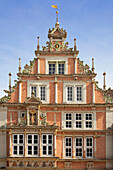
[{"left": 25, "top": 96, "right": 42, "bottom": 105}]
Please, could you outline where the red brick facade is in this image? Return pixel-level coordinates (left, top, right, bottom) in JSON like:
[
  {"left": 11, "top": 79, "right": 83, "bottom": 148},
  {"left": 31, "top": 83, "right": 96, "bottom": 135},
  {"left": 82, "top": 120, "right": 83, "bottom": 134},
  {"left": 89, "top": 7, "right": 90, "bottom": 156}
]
[{"left": 0, "top": 19, "right": 113, "bottom": 170}]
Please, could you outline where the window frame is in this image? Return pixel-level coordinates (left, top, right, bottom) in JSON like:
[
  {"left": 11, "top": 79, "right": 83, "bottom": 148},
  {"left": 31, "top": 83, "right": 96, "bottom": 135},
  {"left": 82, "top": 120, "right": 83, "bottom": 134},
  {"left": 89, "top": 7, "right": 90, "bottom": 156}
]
[
  {"left": 39, "top": 86, "right": 46, "bottom": 101},
  {"left": 86, "top": 137, "right": 93, "bottom": 158},
  {"left": 28, "top": 81, "right": 49, "bottom": 104},
  {"left": 49, "top": 63, "right": 56, "bottom": 74},
  {"left": 65, "top": 137, "right": 72, "bottom": 158},
  {"left": 85, "top": 113, "right": 93, "bottom": 129},
  {"left": 75, "top": 137, "right": 83, "bottom": 158},
  {"left": 42, "top": 134, "right": 53, "bottom": 156},
  {"left": 65, "top": 113, "right": 72, "bottom": 129},
  {"left": 75, "top": 113, "right": 82, "bottom": 129},
  {"left": 58, "top": 63, "right": 65, "bottom": 74},
  {"left": 63, "top": 112, "right": 94, "bottom": 130},
  {"left": 67, "top": 86, "right": 73, "bottom": 102},
  {"left": 12, "top": 134, "right": 24, "bottom": 156},
  {"left": 76, "top": 86, "right": 83, "bottom": 102},
  {"left": 63, "top": 83, "right": 86, "bottom": 104},
  {"left": 27, "top": 134, "right": 39, "bottom": 156}
]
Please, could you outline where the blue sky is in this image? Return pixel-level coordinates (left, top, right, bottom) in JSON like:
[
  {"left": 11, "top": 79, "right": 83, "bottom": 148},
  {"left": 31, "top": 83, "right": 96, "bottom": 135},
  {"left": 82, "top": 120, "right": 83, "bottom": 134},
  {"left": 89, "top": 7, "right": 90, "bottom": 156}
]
[{"left": 0, "top": 0, "right": 113, "bottom": 97}]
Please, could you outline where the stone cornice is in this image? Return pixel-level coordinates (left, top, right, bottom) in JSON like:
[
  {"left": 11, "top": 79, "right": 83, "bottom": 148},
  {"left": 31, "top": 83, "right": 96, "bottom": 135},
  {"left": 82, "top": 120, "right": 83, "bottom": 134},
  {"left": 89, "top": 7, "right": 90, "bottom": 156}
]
[
  {"left": 35, "top": 50, "right": 79, "bottom": 55},
  {"left": 7, "top": 157, "right": 59, "bottom": 161},
  {"left": 59, "top": 158, "right": 113, "bottom": 162},
  {"left": 0, "top": 128, "right": 113, "bottom": 134},
  {"left": 0, "top": 103, "right": 113, "bottom": 108},
  {"left": 17, "top": 73, "right": 97, "bottom": 78}
]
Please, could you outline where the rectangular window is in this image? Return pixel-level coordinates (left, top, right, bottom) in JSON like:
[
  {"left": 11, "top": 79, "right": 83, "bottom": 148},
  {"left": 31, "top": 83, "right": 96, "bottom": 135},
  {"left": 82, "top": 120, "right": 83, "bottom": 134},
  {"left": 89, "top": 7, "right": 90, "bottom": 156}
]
[
  {"left": 75, "top": 137, "right": 83, "bottom": 158},
  {"left": 27, "top": 134, "right": 39, "bottom": 156},
  {"left": 75, "top": 113, "right": 82, "bottom": 128},
  {"left": 40, "top": 86, "right": 45, "bottom": 101},
  {"left": 65, "top": 137, "right": 72, "bottom": 157},
  {"left": 42, "top": 134, "right": 53, "bottom": 156},
  {"left": 65, "top": 113, "right": 72, "bottom": 128},
  {"left": 58, "top": 63, "right": 64, "bottom": 74},
  {"left": 31, "top": 86, "right": 37, "bottom": 97},
  {"left": 86, "top": 137, "right": 93, "bottom": 158},
  {"left": 85, "top": 113, "right": 92, "bottom": 128},
  {"left": 13, "top": 134, "right": 24, "bottom": 156},
  {"left": 76, "top": 87, "right": 82, "bottom": 101},
  {"left": 49, "top": 63, "right": 55, "bottom": 74},
  {"left": 67, "top": 87, "right": 73, "bottom": 101}
]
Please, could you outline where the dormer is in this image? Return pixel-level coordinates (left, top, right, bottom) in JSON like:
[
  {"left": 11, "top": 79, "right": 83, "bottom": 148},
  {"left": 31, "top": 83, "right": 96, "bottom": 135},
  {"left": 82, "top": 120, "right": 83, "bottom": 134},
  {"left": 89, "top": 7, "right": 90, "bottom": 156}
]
[{"left": 48, "top": 23, "right": 67, "bottom": 52}]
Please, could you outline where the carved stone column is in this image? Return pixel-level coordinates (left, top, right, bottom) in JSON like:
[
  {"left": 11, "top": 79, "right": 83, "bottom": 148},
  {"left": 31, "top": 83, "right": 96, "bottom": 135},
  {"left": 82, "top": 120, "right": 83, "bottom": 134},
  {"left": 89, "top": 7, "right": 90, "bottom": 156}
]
[
  {"left": 9, "top": 129, "right": 12, "bottom": 156},
  {"left": 94, "top": 133, "right": 97, "bottom": 158},
  {"left": 54, "top": 129, "right": 57, "bottom": 157},
  {"left": 62, "top": 132, "right": 65, "bottom": 158},
  {"left": 72, "top": 134, "right": 75, "bottom": 158},
  {"left": 92, "top": 79, "right": 95, "bottom": 103},
  {"left": 55, "top": 61, "right": 58, "bottom": 74},
  {"left": 83, "top": 134, "right": 86, "bottom": 158},
  {"left": 74, "top": 58, "right": 77, "bottom": 74},
  {"left": 37, "top": 53, "right": 40, "bottom": 74},
  {"left": 27, "top": 108, "right": 29, "bottom": 125},
  {"left": 24, "top": 129, "right": 27, "bottom": 156},
  {"left": 55, "top": 77, "right": 57, "bottom": 103},
  {"left": 39, "top": 129, "right": 42, "bottom": 156},
  {"left": 19, "top": 79, "right": 22, "bottom": 103}
]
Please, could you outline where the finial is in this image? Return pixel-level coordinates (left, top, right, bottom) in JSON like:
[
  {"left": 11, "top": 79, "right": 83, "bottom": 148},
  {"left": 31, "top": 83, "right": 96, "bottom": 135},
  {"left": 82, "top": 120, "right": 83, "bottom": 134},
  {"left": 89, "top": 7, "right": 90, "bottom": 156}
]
[
  {"left": 19, "top": 58, "right": 21, "bottom": 73},
  {"left": 92, "top": 58, "right": 94, "bottom": 73},
  {"left": 9, "top": 72, "right": 12, "bottom": 94},
  {"left": 74, "top": 38, "right": 77, "bottom": 51},
  {"left": 103, "top": 72, "right": 106, "bottom": 91},
  {"left": 37, "top": 36, "right": 40, "bottom": 51},
  {"left": 55, "top": 11, "right": 59, "bottom": 27}
]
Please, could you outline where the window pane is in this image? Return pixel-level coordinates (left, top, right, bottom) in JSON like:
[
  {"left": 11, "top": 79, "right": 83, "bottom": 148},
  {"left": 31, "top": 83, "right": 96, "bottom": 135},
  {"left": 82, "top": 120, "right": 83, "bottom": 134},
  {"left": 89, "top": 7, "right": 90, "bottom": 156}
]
[
  {"left": 77, "top": 87, "right": 82, "bottom": 101},
  {"left": 34, "top": 135, "right": 38, "bottom": 144},
  {"left": 43, "top": 146, "right": 46, "bottom": 155},
  {"left": 86, "top": 148, "right": 93, "bottom": 157},
  {"left": 66, "top": 138, "right": 72, "bottom": 146},
  {"left": 66, "top": 121, "right": 72, "bottom": 128},
  {"left": 19, "top": 135, "right": 23, "bottom": 144},
  {"left": 86, "top": 114, "right": 92, "bottom": 120},
  {"left": 13, "top": 135, "right": 17, "bottom": 144},
  {"left": 76, "top": 121, "right": 82, "bottom": 128},
  {"left": 48, "top": 135, "right": 52, "bottom": 144},
  {"left": 48, "top": 146, "right": 52, "bottom": 155},
  {"left": 86, "top": 138, "right": 93, "bottom": 147},
  {"left": 43, "top": 135, "right": 47, "bottom": 144},
  {"left": 28, "top": 135, "right": 32, "bottom": 144},
  {"left": 13, "top": 146, "right": 17, "bottom": 155},
  {"left": 66, "top": 113, "right": 72, "bottom": 128},
  {"left": 76, "top": 138, "right": 82, "bottom": 147},
  {"left": 66, "top": 148, "right": 72, "bottom": 157},
  {"left": 76, "top": 114, "right": 82, "bottom": 120},
  {"left": 19, "top": 146, "right": 23, "bottom": 155},
  {"left": 40, "top": 86, "right": 45, "bottom": 100},
  {"left": 67, "top": 87, "right": 73, "bottom": 101},
  {"left": 49, "top": 64, "right": 55, "bottom": 74},
  {"left": 28, "top": 146, "right": 32, "bottom": 155},
  {"left": 86, "top": 121, "right": 92, "bottom": 128},
  {"left": 75, "top": 113, "right": 82, "bottom": 128},
  {"left": 58, "top": 63, "right": 64, "bottom": 74},
  {"left": 34, "top": 146, "right": 38, "bottom": 155},
  {"left": 76, "top": 148, "right": 82, "bottom": 157}
]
